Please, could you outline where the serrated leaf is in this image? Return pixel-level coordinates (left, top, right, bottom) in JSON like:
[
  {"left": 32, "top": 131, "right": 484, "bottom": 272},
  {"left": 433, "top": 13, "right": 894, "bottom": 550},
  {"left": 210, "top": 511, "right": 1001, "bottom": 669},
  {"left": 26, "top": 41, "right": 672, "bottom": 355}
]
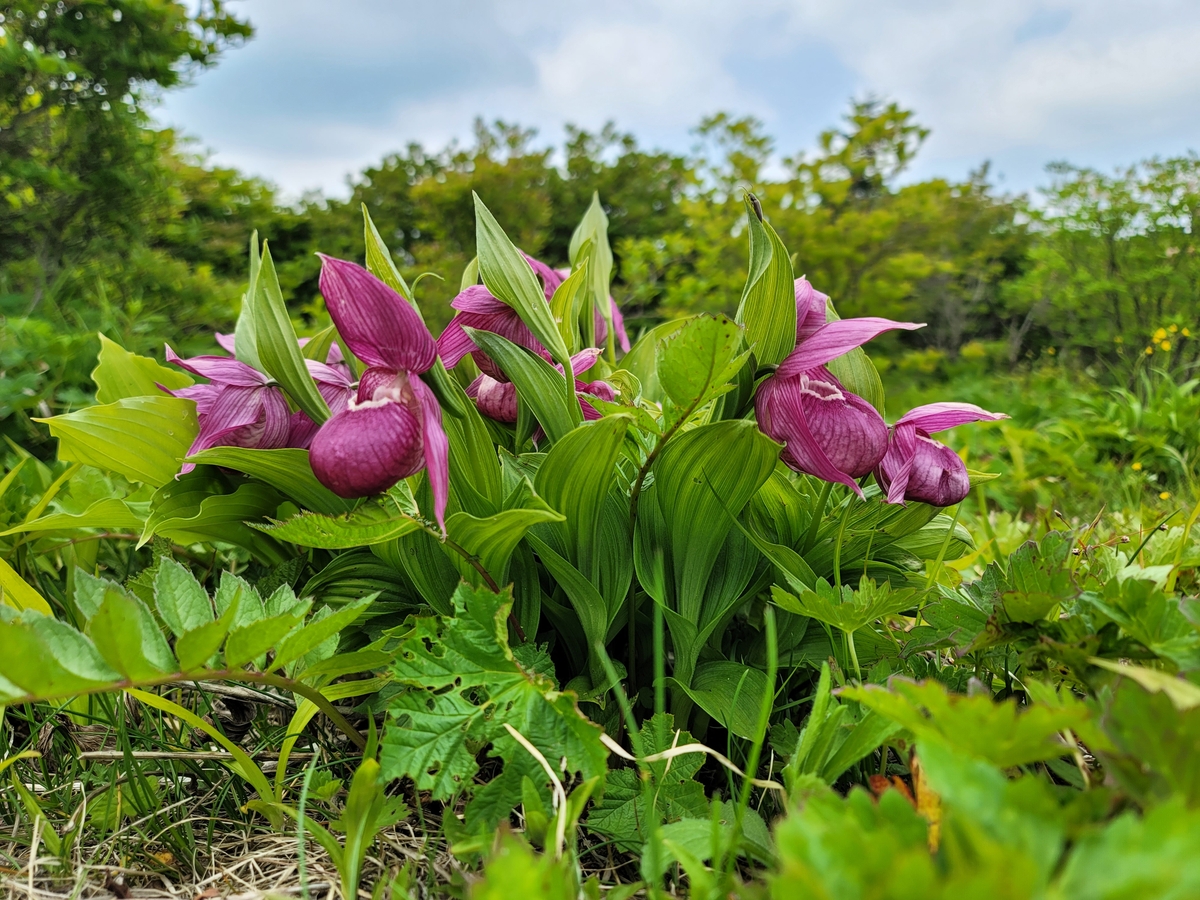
[
  {"left": 381, "top": 582, "right": 606, "bottom": 802},
  {"left": 37, "top": 396, "right": 198, "bottom": 486},
  {"left": 223, "top": 605, "right": 310, "bottom": 669},
  {"left": 252, "top": 502, "right": 421, "bottom": 549},
  {"left": 92, "top": 334, "right": 193, "bottom": 404},
  {"left": 269, "top": 596, "right": 375, "bottom": 673},
  {"left": 842, "top": 677, "right": 1088, "bottom": 768},
  {"left": 154, "top": 558, "right": 212, "bottom": 638},
  {"left": 0, "top": 617, "right": 113, "bottom": 698},
  {"left": 736, "top": 197, "right": 796, "bottom": 368},
  {"left": 175, "top": 592, "right": 239, "bottom": 672},
  {"left": 771, "top": 576, "right": 920, "bottom": 635},
  {"left": 87, "top": 587, "right": 175, "bottom": 680}
]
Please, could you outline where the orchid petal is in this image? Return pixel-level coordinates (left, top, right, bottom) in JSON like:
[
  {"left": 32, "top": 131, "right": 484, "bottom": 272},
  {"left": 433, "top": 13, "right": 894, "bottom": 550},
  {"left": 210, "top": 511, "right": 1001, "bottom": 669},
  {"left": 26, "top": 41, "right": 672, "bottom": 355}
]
[
  {"left": 304, "top": 358, "right": 353, "bottom": 389},
  {"left": 522, "top": 253, "right": 565, "bottom": 300},
  {"left": 409, "top": 374, "right": 449, "bottom": 533},
  {"left": 467, "top": 374, "right": 519, "bottom": 424},
  {"left": 160, "top": 382, "right": 222, "bottom": 416},
  {"left": 794, "top": 278, "right": 830, "bottom": 342},
  {"left": 578, "top": 379, "right": 615, "bottom": 403},
  {"left": 777, "top": 318, "right": 925, "bottom": 378},
  {"left": 318, "top": 254, "right": 436, "bottom": 373},
  {"left": 895, "top": 402, "right": 1008, "bottom": 434},
  {"left": 214, "top": 332, "right": 237, "bottom": 355},
  {"left": 595, "top": 297, "right": 631, "bottom": 352},
  {"left": 450, "top": 284, "right": 512, "bottom": 315},
  {"left": 309, "top": 402, "right": 425, "bottom": 499},
  {"left": 569, "top": 348, "right": 602, "bottom": 375},
  {"left": 165, "top": 345, "right": 269, "bottom": 387},
  {"left": 877, "top": 422, "right": 918, "bottom": 504},
  {"left": 435, "top": 318, "right": 479, "bottom": 369},
  {"left": 756, "top": 374, "right": 888, "bottom": 497}
]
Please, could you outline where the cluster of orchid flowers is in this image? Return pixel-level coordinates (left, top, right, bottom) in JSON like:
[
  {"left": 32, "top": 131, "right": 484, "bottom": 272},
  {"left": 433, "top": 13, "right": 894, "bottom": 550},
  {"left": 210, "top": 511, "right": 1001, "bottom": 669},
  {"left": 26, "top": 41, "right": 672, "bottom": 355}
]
[{"left": 163, "top": 254, "right": 1003, "bottom": 532}]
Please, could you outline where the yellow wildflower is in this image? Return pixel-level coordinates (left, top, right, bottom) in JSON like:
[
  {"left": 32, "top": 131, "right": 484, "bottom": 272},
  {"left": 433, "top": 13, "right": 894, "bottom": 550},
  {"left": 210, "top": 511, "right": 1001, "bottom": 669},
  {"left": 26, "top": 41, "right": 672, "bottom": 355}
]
[
  {"left": 1047, "top": 347, "right": 1056, "bottom": 355},
  {"left": 1169, "top": 324, "right": 1178, "bottom": 333},
  {"left": 1160, "top": 491, "right": 1171, "bottom": 500},
  {"left": 1132, "top": 462, "right": 1143, "bottom": 471},
  {"left": 1160, "top": 340, "right": 1172, "bottom": 351},
  {"left": 1114, "top": 335, "right": 1125, "bottom": 344},
  {"left": 1184, "top": 328, "right": 1192, "bottom": 337},
  {"left": 1145, "top": 346, "right": 1154, "bottom": 355},
  {"left": 1153, "top": 327, "right": 1168, "bottom": 341}
]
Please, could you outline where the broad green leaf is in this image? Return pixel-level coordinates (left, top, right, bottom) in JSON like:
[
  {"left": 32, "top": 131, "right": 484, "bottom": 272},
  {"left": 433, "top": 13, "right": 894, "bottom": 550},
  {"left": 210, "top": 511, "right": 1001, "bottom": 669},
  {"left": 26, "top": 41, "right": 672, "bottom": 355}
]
[
  {"left": 656, "top": 314, "right": 750, "bottom": 415},
  {"left": 770, "top": 577, "right": 920, "bottom": 635},
  {"left": 842, "top": 678, "right": 1088, "bottom": 768},
  {"left": 1, "top": 497, "right": 147, "bottom": 536},
  {"left": 736, "top": 197, "right": 796, "bottom": 368},
  {"left": 665, "top": 660, "right": 768, "bottom": 740},
  {"left": 381, "top": 583, "right": 606, "bottom": 802},
  {"left": 253, "top": 243, "right": 330, "bottom": 424},
  {"left": 187, "top": 447, "right": 354, "bottom": 515},
  {"left": 23, "top": 612, "right": 120, "bottom": 683},
  {"left": 0, "top": 557, "right": 52, "bottom": 615},
  {"left": 154, "top": 558, "right": 212, "bottom": 637},
  {"left": 87, "top": 587, "right": 174, "bottom": 680},
  {"left": 175, "top": 592, "right": 239, "bottom": 672},
  {"left": 223, "top": 605, "right": 311, "bottom": 669},
  {"left": 534, "top": 416, "right": 629, "bottom": 583},
  {"left": 623, "top": 316, "right": 697, "bottom": 403},
  {"left": 269, "top": 596, "right": 374, "bottom": 673},
  {"left": 92, "top": 334, "right": 192, "bottom": 403},
  {"left": 252, "top": 502, "right": 421, "bottom": 549},
  {"left": 233, "top": 231, "right": 264, "bottom": 371},
  {"left": 301, "top": 324, "right": 339, "bottom": 364},
  {"left": 549, "top": 255, "right": 588, "bottom": 353},
  {"left": 363, "top": 204, "right": 414, "bottom": 306},
  {"left": 465, "top": 329, "right": 580, "bottom": 442},
  {"left": 472, "top": 193, "right": 571, "bottom": 367},
  {"left": 38, "top": 396, "right": 198, "bottom": 486},
  {"left": 446, "top": 483, "right": 564, "bottom": 586},
  {"left": 823, "top": 300, "right": 886, "bottom": 414},
  {"left": 141, "top": 480, "right": 283, "bottom": 560},
  {"left": 568, "top": 193, "right": 614, "bottom": 349},
  {"left": 0, "top": 617, "right": 113, "bottom": 698},
  {"left": 524, "top": 533, "right": 609, "bottom": 684},
  {"left": 297, "top": 649, "right": 395, "bottom": 681}
]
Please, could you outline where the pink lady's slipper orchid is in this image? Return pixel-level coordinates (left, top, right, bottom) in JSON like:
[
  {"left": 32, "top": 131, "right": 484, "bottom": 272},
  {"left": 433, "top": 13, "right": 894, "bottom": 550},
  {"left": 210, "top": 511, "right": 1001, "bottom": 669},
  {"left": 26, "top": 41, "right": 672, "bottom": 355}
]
[
  {"left": 437, "top": 254, "right": 628, "bottom": 382},
  {"left": 307, "top": 255, "right": 449, "bottom": 530},
  {"left": 875, "top": 403, "right": 1008, "bottom": 507},
  {"left": 527, "top": 255, "right": 631, "bottom": 352},
  {"left": 755, "top": 279, "right": 924, "bottom": 496},
  {"left": 466, "top": 348, "right": 615, "bottom": 425},
  {"left": 285, "top": 360, "right": 354, "bottom": 450},
  {"left": 162, "top": 347, "right": 291, "bottom": 473}
]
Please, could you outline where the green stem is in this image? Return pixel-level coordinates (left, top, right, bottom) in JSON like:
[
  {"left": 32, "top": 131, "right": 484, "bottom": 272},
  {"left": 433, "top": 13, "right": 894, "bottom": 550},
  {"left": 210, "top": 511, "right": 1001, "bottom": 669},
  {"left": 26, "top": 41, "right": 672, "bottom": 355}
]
[
  {"left": 653, "top": 600, "right": 665, "bottom": 718},
  {"left": 802, "top": 480, "right": 835, "bottom": 554},
  {"left": 845, "top": 628, "right": 862, "bottom": 683}
]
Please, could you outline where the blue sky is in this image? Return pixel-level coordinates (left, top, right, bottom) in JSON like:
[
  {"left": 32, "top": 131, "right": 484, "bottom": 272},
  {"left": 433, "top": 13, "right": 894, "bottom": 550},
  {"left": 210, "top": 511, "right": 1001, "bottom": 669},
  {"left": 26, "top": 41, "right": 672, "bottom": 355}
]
[{"left": 157, "top": 0, "right": 1200, "bottom": 199}]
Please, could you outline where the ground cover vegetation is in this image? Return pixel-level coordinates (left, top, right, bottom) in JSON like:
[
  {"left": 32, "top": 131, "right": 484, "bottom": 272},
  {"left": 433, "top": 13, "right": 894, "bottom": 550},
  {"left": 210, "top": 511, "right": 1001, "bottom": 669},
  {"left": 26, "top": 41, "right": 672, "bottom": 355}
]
[{"left": 2, "top": 2, "right": 1199, "bottom": 898}]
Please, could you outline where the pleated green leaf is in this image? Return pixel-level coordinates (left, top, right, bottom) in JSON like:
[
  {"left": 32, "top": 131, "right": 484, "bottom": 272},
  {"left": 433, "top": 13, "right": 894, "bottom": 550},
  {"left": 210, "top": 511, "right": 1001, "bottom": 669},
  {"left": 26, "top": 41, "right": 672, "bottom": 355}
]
[
  {"left": 656, "top": 314, "right": 750, "bottom": 415},
  {"left": 187, "top": 447, "right": 353, "bottom": 515},
  {"left": 664, "top": 660, "right": 769, "bottom": 740},
  {"left": 38, "top": 396, "right": 198, "bottom": 486},
  {"left": 465, "top": 328, "right": 580, "bottom": 442},
  {"left": 736, "top": 196, "right": 796, "bottom": 368},
  {"left": 92, "top": 334, "right": 192, "bottom": 403},
  {"left": 253, "top": 243, "right": 330, "bottom": 424},
  {"left": 1, "top": 497, "right": 147, "bottom": 536},
  {"left": 473, "top": 193, "right": 571, "bottom": 367}
]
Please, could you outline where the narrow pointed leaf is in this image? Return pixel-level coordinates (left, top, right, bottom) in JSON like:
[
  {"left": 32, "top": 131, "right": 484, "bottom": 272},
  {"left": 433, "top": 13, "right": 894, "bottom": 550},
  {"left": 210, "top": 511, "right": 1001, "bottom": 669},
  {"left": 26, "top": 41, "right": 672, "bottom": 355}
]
[
  {"left": 736, "top": 197, "right": 796, "bottom": 367},
  {"left": 464, "top": 328, "right": 580, "bottom": 442},
  {"left": 187, "top": 447, "right": 354, "bottom": 515}
]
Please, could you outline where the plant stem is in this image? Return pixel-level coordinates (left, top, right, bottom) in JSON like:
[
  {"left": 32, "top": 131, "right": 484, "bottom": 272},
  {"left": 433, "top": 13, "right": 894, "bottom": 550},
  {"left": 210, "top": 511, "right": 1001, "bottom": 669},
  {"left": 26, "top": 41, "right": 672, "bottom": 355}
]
[
  {"left": 802, "top": 480, "right": 835, "bottom": 554},
  {"left": 438, "top": 530, "right": 527, "bottom": 642},
  {"left": 653, "top": 600, "right": 665, "bottom": 717},
  {"left": 845, "top": 628, "right": 862, "bottom": 683}
]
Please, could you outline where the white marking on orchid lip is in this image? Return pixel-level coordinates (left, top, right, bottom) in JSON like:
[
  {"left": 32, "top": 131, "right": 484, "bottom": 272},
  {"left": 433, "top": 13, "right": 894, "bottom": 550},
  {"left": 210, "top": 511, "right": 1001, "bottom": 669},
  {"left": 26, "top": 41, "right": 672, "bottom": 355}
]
[
  {"left": 347, "top": 397, "right": 394, "bottom": 411},
  {"left": 798, "top": 375, "right": 845, "bottom": 402}
]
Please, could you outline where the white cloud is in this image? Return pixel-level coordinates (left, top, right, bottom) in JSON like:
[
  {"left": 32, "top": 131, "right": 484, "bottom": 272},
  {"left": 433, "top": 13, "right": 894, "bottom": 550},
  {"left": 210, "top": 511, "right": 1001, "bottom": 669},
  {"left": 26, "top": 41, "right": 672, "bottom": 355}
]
[{"left": 157, "top": 0, "right": 1200, "bottom": 196}]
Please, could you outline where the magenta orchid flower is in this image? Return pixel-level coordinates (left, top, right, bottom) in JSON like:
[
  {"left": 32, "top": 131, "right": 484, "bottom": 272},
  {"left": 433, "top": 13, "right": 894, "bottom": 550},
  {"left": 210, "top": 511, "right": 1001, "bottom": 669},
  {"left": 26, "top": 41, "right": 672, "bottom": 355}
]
[
  {"left": 466, "top": 348, "right": 615, "bottom": 425},
  {"left": 307, "top": 255, "right": 449, "bottom": 530},
  {"left": 216, "top": 332, "right": 352, "bottom": 381},
  {"left": 161, "top": 347, "right": 291, "bottom": 473},
  {"left": 875, "top": 402, "right": 1008, "bottom": 506},
  {"left": 755, "top": 279, "right": 924, "bottom": 496},
  {"left": 437, "top": 253, "right": 629, "bottom": 384},
  {"left": 285, "top": 359, "right": 354, "bottom": 450}
]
